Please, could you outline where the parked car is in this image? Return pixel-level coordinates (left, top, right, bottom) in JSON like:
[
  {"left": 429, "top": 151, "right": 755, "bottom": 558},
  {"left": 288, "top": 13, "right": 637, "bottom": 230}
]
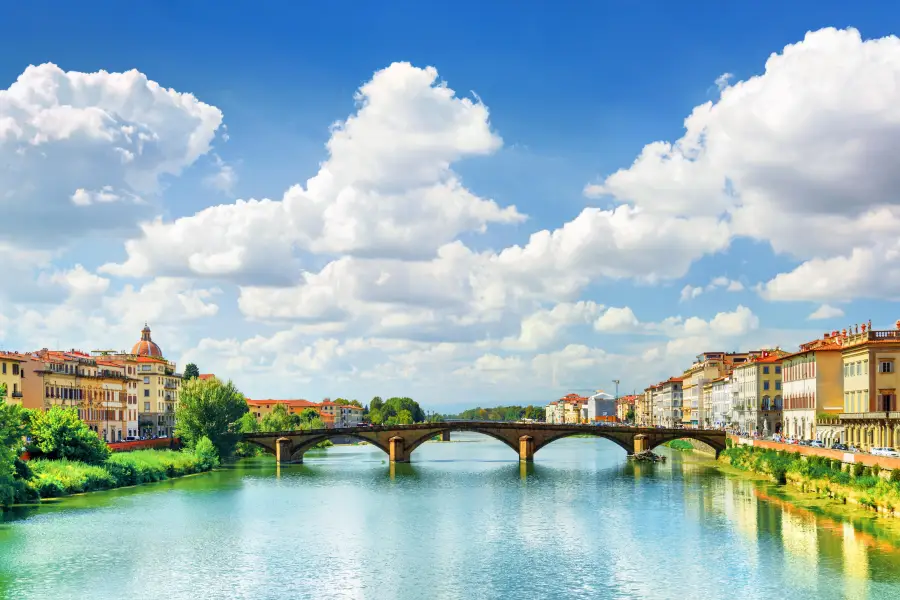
[
  {"left": 783, "top": 437, "right": 798, "bottom": 445},
  {"left": 871, "top": 447, "right": 900, "bottom": 458},
  {"left": 124, "top": 436, "right": 138, "bottom": 442},
  {"left": 810, "top": 440, "right": 825, "bottom": 448},
  {"left": 798, "top": 439, "right": 812, "bottom": 446},
  {"left": 848, "top": 445, "right": 861, "bottom": 453},
  {"left": 831, "top": 443, "right": 849, "bottom": 451}
]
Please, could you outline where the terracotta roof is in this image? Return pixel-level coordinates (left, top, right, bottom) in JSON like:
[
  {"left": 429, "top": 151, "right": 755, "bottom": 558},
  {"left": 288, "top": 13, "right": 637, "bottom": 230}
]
[
  {"left": 247, "top": 399, "right": 318, "bottom": 408},
  {"left": 198, "top": 374, "right": 216, "bottom": 380},
  {"left": 0, "top": 352, "right": 25, "bottom": 362}
]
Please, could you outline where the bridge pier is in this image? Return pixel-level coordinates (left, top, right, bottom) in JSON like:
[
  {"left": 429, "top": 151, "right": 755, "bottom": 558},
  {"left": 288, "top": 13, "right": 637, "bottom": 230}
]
[
  {"left": 275, "top": 437, "right": 298, "bottom": 464},
  {"left": 441, "top": 431, "right": 450, "bottom": 442},
  {"left": 389, "top": 436, "right": 411, "bottom": 463},
  {"left": 519, "top": 435, "right": 535, "bottom": 462},
  {"left": 633, "top": 434, "right": 649, "bottom": 455}
]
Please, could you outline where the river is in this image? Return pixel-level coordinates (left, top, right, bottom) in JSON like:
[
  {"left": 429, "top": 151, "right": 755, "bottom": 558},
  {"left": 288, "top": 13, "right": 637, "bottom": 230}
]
[{"left": 1, "top": 432, "right": 900, "bottom": 599}]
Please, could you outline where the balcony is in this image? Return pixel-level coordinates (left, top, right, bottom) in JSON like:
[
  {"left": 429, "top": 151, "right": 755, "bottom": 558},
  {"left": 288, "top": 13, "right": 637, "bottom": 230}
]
[
  {"left": 844, "top": 329, "right": 900, "bottom": 347},
  {"left": 11, "top": 391, "right": 22, "bottom": 398},
  {"left": 839, "top": 412, "right": 900, "bottom": 421},
  {"left": 164, "top": 381, "right": 178, "bottom": 389}
]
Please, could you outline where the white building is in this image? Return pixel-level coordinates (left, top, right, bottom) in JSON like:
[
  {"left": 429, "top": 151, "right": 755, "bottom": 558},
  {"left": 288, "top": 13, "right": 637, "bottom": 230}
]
[
  {"left": 655, "top": 377, "right": 684, "bottom": 427},
  {"left": 586, "top": 392, "right": 616, "bottom": 421},
  {"left": 710, "top": 375, "right": 732, "bottom": 429}
]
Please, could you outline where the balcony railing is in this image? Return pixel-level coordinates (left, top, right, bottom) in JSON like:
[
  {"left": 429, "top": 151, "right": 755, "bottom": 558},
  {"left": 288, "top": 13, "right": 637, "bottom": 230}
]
[
  {"left": 11, "top": 391, "right": 22, "bottom": 398},
  {"left": 164, "top": 381, "right": 178, "bottom": 389},
  {"left": 839, "top": 412, "right": 900, "bottom": 420}
]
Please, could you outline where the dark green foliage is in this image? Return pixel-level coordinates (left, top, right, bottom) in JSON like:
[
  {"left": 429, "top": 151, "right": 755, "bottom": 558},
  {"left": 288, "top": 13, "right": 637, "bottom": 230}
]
[
  {"left": 666, "top": 440, "right": 695, "bottom": 451},
  {"left": 0, "top": 395, "right": 31, "bottom": 506},
  {"left": 26, "top": 406, "right": 110, "bottom": 465},
  {"left": 175, "top": 377, "right": 248, "bottom": 459},
  {"left": 449, "top": 405, "right": 546, "bottom": 422},
  {"left": 853, "top": 462, "right": 866, "bottom": 478},
  {"left": 183, "top": 363, "right": 200, "bottom": 380},
  {"left": 890, "top": 469, "right": 900, "bottom": 483},
  {"left": 367, "top": 397, "right": 426, "bottom": 425}
]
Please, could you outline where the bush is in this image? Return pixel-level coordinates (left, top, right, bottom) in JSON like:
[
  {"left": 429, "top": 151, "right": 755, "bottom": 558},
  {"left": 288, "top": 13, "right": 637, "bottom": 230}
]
[
  {"left": 29, "top": 459, "right": 117, "bottom": 496},
  {"left": 666, "top": 440, "right": 695, "bottom": 451},
  {"left": 194, "top": 437, "right": 220, "bottom": 470},
  {"left": 890, "top": 469, "right": 900, "bottom": 483},
  {"left": 853, "top": 462, "right": 866, "bottom": 478},
  {"left": 26, "top": 407, "right": 110, "bottom": 465}
]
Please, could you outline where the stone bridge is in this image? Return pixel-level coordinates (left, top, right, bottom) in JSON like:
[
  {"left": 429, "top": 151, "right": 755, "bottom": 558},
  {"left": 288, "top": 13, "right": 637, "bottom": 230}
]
[{"left": 242, "top": 422, "right": 726, "bottom": 464}]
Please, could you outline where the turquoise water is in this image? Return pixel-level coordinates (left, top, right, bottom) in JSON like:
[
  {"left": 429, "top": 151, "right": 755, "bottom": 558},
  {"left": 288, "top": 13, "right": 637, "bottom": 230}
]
[{"left": 1, "top": 432, "right": 899, "bottom": 599}]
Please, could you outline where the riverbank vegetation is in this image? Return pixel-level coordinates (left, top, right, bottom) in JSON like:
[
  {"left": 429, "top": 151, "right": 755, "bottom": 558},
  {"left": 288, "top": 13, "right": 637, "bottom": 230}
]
[
  {"left": 665, "top": 440, "right": 695, "bottom": 451},
  {"left": 447, "top": 405, "right": 546, "bottom": 422},
  {"left": 720, "top": 444, "right": 900, "bottom": 516},
  {"left": 0, "top": 377, "right": 252, "bottom": 508}
]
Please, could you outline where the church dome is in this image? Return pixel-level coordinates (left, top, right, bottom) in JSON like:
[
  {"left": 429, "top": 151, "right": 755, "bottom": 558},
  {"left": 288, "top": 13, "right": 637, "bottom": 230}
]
[{"left": 131, "top": 323, "right": 163, "bottom": 358}]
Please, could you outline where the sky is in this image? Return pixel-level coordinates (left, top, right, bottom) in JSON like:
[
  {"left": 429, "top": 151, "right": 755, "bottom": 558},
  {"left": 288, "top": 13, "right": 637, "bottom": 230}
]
[{"left": 1, "top": 1, "right": 899, "bottom": 411}]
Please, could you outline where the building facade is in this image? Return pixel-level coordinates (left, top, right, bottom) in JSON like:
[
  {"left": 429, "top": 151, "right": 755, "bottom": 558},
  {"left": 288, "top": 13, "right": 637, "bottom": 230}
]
[
  {"left": 0, "top": 352, "right": 25, "bottom": 404},
  {"left": 731, "top": 351, "right": 785, "bottom": 436},
  {"left": 840, "top": 322, "right": 900, "bottom": 451},
  {"left": 710, "top": 375, "right": 732, "bottom": 429},
  {"left": 781, "top": 333, "right": 844, "bottom": 441}
]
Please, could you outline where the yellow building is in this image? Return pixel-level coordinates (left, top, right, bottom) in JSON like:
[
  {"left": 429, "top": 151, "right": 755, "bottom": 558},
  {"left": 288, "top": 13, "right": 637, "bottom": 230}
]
[
  {"left": 781, "top": 332, "right": 844, "bottom": 441},
  {"left": 840, "top": 321, "right": 900, "bottom": 450},
  {"left": 93, "top": 324, "right": 182, "bottom": 438},
  {"left": 0, "top": 352, "right": 25, "bottom": 404},
  {"left": 732, "top": 350, "right": 787, "bottom": 436},
  {"left": 24, "top": 349, "right": 129, "bottom": 442}
]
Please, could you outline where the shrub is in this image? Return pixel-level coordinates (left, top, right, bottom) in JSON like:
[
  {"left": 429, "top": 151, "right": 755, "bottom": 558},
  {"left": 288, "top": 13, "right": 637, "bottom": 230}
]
[
  {"left": 26, "top": 407, "right": 110, "bottom": 465},
  {"left": 29, "top": 459, "right": 117, "bottom": 495},
  {"left": 890, "top": 469, "right": 900, "bottom": 483},
  {"left": 194, "top": 436, "right": 220, "bottom": 470},
  {"left": 853, "top": 462, "right": 866, "bottom": 478}
]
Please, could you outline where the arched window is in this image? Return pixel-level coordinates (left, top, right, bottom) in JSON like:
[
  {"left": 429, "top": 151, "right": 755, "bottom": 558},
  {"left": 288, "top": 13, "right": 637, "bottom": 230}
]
[
  {"left": 774, "top": 395, "right": 782, "bottom": 410},
  {"left": 761, "top": 395, "right": 771, "bottom": 411}
]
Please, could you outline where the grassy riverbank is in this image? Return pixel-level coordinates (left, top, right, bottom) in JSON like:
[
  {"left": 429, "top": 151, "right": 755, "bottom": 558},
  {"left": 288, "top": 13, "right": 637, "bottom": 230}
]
[
  {"left": 24, "top": 448, "right": 217, "bottom": 500},
  {"left": 719, "top": 444, "right": 900, "bottom": 517}
]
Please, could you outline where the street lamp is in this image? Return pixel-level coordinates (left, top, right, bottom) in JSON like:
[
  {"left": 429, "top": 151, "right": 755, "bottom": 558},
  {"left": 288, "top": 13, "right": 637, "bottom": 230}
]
[{"left": 612, "top": 379, "right": 621, "bottom": 424}]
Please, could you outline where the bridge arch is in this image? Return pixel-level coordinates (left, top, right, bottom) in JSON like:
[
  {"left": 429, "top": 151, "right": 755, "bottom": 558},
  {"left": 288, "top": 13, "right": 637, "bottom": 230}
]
[
  {"left": 403, "top": 426, "right": 520, "bottom": 456},
  {"left": 644, "top": 433, "right": 726, "bottom": 457},
  {"left": 288, "top": 432, "right": 391, "bottom": 461},
  {"left": 531, "top": 430, "right": 634, "bottom": 455}
]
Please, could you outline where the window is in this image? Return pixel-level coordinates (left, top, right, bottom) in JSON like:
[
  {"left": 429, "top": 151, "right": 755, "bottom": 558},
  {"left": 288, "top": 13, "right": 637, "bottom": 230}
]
[
  {"left": 763, "top": 366, "right": 770, "bottom": 374},
  {"left": 1, "top": 363, "right": 5, "bottom": 374},
  {"left": 763, "top": 380, "right": 770, "bottom": 390},
  {"left": 12, "top": 364, "right": 18, "bottom": 375},
  {"left": 143, "top": 376, "right": 150, "bottom": 384},
  {"left": 144, "top": 402, "right": 150, "bottom": 411},
  {"left": 865, "top": 360, "right": 869, "bottom": 375},
  {"left": 144, "top": 389, "right": 149, "bottom": 397},
  {"left": 775, "top": 381, "right": 781, "bottom": 390},
  {"left": 775, "top": 366, "right": 781, "bottom": 374},
  {"left": 844, "top": 364, "right": 849, "bottom": 377},
  {"left": 880, "top": 361, "right": 894, "bottom": 373}
]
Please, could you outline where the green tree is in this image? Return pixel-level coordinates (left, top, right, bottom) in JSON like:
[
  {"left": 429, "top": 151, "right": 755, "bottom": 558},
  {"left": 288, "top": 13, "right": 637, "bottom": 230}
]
[
  {"left": 370, "top": 397, "right": 384, "bottom": 414},
  {"left": 234, "top": 412, "right": 262, "bottom": 457},
  {"left": 396, "top": 409, "right": 413, "bottom": 425},
  {"left": 626, "top": 408, "right": 635, "bottom": 423},
  {"left": 175, "top": 377, "right": 248, "bottom": 459},
  {"left": 193, "top": 436, "right": 220, "bottom": 469},
  {"left": 260, "top": 403, "right": 301, "bottom": 432},
  {"left": 183, "top": 363, "right": 200, "bottom": 381},
  {"left": 27, "top": 406, "right": 111, "bottom": 465},
  {"left": 368, "top": 408, "right": 383, "bottom": 425},
  {"left": 0, "top": 385, "right": 32, "bottom": 507},
  {"left": 299, "top": 408, "right": 321, "bottom": 424}
]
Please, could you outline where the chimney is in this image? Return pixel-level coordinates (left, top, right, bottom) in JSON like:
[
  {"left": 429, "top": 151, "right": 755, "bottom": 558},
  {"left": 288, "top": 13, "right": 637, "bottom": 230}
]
[{"left": 824, "top": 332, "right": 830, "bottom": 339}]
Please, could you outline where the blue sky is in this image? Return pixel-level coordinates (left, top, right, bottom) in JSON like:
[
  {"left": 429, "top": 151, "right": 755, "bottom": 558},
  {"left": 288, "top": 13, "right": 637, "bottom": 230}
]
[{"left": 0, "top": 2, "right": 898, "bottom": 410}]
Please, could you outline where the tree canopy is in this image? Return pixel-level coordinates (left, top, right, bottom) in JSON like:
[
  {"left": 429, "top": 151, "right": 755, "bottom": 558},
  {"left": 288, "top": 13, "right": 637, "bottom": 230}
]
[
  {"left": 183, "top": 363, "right": 200, "bottom": 380},
  {"left": 366, "top": 397, "right": 425, "bottom": 425},
  {"left": 175, "top": 377, "right": 248, "bottom": 459},
  {"left": 448, "top": 405, "right": 546, "bottom": 422},
  {"left": 26, "top": 406, "right": 111, "bottom": 464},
  {"left": 0, "top": 385, "right": 31, "bottom": 506}
]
